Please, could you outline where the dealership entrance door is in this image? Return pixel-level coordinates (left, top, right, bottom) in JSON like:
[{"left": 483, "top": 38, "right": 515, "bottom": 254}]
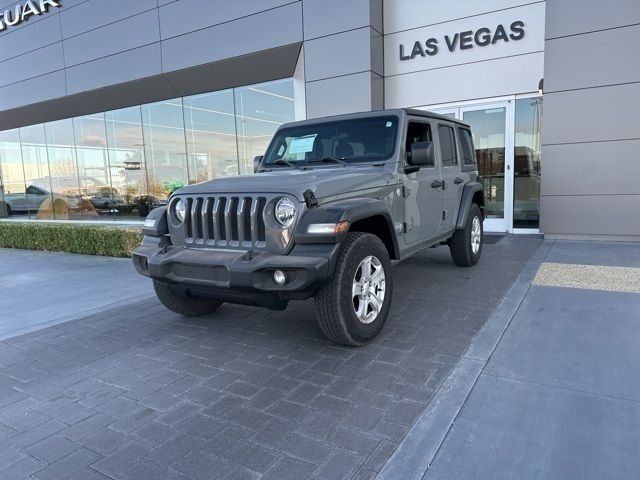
[{"left": 430, "top": 101, "right": 513, "bottom": 232}]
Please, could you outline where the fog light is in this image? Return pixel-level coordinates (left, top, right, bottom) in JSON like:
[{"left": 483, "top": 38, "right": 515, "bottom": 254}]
[{"left": 273, "top": 270, "right": 287, "bottom": 285}]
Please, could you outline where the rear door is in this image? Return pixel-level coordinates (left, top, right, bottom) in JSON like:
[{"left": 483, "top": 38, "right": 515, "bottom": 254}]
[
  {"left": 436, "top": 123, "right": 465, "bottom": 231},
  {"left": 402, "top": 119, "right": 443, "bottom": 244}
]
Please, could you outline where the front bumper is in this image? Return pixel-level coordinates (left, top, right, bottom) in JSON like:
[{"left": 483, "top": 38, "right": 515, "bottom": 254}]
[{"left": 132, "top": 237, "right": 336, "bottom": 305}]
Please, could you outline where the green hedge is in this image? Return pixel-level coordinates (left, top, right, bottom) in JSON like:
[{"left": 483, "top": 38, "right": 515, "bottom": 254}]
[{"left": 0, "top": 222, "right": 143, "bottom": 258}]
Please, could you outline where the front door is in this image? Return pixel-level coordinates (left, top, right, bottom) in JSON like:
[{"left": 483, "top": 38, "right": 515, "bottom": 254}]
[
  {"left": 431, "top": 101, "right": 513, "bottom": 232},
  {"left": 403, "top": 120, "right": 443, "bottom": 244}
]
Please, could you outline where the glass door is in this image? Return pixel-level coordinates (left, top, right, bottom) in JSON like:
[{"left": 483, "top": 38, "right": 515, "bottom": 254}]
[{"left": 431, "top": 101, "right": 514, "bottom": 232}]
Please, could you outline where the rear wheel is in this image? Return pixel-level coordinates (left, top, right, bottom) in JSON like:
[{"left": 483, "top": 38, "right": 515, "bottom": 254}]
[
  {"left": 315, "top": 232, "right": 393, "bottom": 346},
  {"left": 449, "top": 203, "right": 483, "bottom": 266},
  {"left": 153, "top": 280, "right": 223, "bottom": 316}
]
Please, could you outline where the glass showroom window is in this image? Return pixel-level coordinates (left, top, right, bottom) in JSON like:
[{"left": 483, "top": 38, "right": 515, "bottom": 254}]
[
  {"left": 0, "top": 77, "right": 296, "bottom": 223},
  {"left": 513, "top": 97, "right": 542, "bottom": 229},
  {"left": 45, "top": 119, "right": 86, "bottom": 220},
  {"left": 105, "top": 106, "right": 147, "bottom": 219},
  {"left": 184, "top": 89, "right": 239, "bottom": 182},
  {"left": 235, "top": 79, "right": 295, "bottom": 175},
  {"left": 20, "top": 124, "right": 53, "bottom": 219},
  {"left": 0, "top": 129, "right": 26, "bottom": 218},
  {"left": 141, "top": 99, "right": 189, "bottom": 212}
]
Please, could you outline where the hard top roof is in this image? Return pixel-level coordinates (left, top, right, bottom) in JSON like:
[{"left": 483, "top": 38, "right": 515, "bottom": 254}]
[{"left": 279, "top": 108, "right": 470, "bottom": 129}]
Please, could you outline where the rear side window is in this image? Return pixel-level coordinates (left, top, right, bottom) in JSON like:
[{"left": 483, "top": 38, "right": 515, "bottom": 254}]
[
  {"left": 458, "top": 128, "right": 476, "bottom": 166},
  {"left": 438, "top": 125, "right": 457, "bottom": 167}
]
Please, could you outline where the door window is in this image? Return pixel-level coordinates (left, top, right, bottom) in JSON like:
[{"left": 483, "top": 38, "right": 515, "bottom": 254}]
[
  {"left": 462, "top": 107, "right": 506, "bottom": 220},
  {"left": 406, "top": 122, "right": 433, "bottom": 167},
  {"left": 458, "top": 128, "right": 476, "bottom": 166},
  {"left": 438, "top": 125, "right": 457, "bottom": 167}
]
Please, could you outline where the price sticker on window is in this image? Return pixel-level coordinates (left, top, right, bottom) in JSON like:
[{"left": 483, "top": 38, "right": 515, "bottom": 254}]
[{"left": 288, "top": 134, "right": 317, "bottom": 154}]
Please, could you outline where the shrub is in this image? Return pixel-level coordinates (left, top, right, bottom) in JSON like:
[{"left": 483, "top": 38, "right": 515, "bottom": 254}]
[{"left": 0, "top": 222, "right": 143, "bottom": 258}]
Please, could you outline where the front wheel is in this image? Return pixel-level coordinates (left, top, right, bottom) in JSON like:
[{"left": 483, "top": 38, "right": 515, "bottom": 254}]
[
  {"left": 153, "top": 280, "right": 222, "bottom": 316},
  {"left": 449, "top": 203, "right": 483, "bottom": 266},
  {"left": 315, "top": 232, "right": 393, "bottom": 346}
]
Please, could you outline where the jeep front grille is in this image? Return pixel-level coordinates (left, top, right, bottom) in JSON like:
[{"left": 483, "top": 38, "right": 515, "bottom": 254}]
[{"left": 182, "top": 195, "right": 267, "bottom": 248}]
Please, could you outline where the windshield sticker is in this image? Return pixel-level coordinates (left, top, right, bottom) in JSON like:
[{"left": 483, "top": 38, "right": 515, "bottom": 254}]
[
  {"left": 288, "top": 134, "right": 317, "bottom": 154},
  {"left": 386, "top": 121, "right": 393, "bottom": 127}
]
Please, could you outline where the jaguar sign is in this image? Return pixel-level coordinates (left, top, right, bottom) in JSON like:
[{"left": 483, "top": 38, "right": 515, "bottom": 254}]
[{"left": 0, "top": 0, "right": 61, "bottom": 32}]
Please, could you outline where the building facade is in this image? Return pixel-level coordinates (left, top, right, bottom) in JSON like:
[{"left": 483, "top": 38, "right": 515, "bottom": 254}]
[{"left": 0, "top": 0, "right": 637, "bottom": 239}]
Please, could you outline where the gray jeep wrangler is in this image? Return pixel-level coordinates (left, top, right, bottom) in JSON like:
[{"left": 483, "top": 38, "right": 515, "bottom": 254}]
[{"left": 132, "top": 109, "right": 485, "bottom": 346}]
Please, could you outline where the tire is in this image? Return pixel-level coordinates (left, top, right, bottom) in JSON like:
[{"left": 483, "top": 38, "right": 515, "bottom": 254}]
[
  {"left": 53, "top": 200, "right": 69, "bottom": 219},
  {"left": 153, "top": 280, "right": 223, "bottom": 317},
  {"left": 314, "top": 232, "right": 393, "bottom": 346},
  {"left": 449, "top": 203, "right": 483, "bottom": 267}
]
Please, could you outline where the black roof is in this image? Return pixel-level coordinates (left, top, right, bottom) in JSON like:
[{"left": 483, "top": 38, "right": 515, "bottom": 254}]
[
  {"left": 401, "top": 108, "right": 469, "bottom": 126},
  {"left": 281, "top": 108, "right": 470, "bottom": 129}
]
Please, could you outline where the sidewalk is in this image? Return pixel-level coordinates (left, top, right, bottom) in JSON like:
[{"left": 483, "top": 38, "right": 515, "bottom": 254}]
[
  {"left": 379, "top": 240, "right": 640, "bottom": 479},
  {"left": 0, "top": 249, "right": 153, "bottom": 340}
]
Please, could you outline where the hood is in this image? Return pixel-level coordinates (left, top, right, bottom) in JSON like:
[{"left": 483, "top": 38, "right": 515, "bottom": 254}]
[{"left": 178, "top": 165, "right": 395, "bottom": 202}]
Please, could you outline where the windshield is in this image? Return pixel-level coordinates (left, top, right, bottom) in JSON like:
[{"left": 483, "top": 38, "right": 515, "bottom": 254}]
[{"left": 263, "top": 116, "right": 398, "bottom": 166}]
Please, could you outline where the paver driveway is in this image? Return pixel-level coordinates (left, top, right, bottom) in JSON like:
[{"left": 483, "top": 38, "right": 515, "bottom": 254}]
[{"left": 0, "top": 236, "right": 541, "bottom": 479}]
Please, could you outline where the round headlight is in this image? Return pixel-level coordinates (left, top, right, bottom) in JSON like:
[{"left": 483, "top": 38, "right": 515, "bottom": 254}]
[
  {"left": 174, "top": 198, "right": 186, "bottom": 223},
  {"left": 275, "top": 197, "right": 296, "bottom": 228}
]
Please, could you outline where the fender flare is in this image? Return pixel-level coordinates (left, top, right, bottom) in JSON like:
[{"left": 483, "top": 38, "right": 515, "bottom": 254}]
[
  {"left": 294, "top": 197, "right": 400, "bottom": 259},
  {"left": 456, "top": 182, "right": 485, "bottom": 229}
]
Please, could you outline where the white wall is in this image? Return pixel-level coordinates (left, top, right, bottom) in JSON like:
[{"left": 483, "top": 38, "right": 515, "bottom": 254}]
[{"left": 384, "top": 0, "right": 545, "bottom": 108}]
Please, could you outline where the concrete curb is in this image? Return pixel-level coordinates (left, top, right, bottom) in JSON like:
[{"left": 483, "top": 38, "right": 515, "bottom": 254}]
[{"left": 376, "top": 240, "right": 554, "bottom": 480}]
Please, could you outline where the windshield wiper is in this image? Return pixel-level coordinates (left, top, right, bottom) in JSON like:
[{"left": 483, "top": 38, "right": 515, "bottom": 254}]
[
  {"left": 310, "top": 157, "right": 349, "bottom": 166},
  {"left": 273, "top": 159, "right": 300, "bottom": 169}
]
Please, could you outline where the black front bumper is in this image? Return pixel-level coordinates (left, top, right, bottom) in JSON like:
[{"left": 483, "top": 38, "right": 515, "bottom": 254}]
[{"left": 132, "top": 237, "right": 337, "bottom": 308}]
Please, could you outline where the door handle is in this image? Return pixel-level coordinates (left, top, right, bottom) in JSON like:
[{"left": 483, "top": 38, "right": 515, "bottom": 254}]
[
  {"left": 431, "top": 180, "right": 444, "bottom": 189},
  {"left": 454, "top": 177, "right": 464, "bottom": 185}
]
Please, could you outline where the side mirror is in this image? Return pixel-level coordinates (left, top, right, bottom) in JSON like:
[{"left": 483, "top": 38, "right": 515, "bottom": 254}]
[
  {"left": 253, "top": 156, "right": 263, "bottom": 173},
  {"left": 410, "top": 141, "right": 435, "bottom": 168}
]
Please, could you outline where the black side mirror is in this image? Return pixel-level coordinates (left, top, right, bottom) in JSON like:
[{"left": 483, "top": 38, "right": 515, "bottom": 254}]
[
  {"left": 410, "top": 141, "right": 435, "bottom": 167},
  {"left": 253, "top": 156, "right": 263, "bottom": 173}
]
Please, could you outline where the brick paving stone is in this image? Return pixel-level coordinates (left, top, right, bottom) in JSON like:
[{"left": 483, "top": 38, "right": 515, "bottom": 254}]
[
  {"left": 385, "top": 400, "right": 427, "bottom": 426},
  {"left": 92, "top": 441, "right": 152, "bottom": 476},
  {"left": 276, "top": 432, "right": 333, "bottom": 464},
  {"left": 0, "top": 236, "right": 541, "bottom": 479},
  {"left": 312, "top": 448, "right": 363, "bottom": 480},
  {"left": 223, "top": 466, "right": 261, "bottom": 480},
  {"left": 172, "top": 450, "right": 233, "bottom": 480},
  {"left": 76, "top": 427, "right": 129, "bottom": 455},
  {"left": 0, "top": 456, "right": 45, "bottom": 478},
  {"left": 267, "top": 400, "right": 315, "bottom": 423},
  {"left": 32, "top": 446, "right": 102, "bottom": 480},
  {"left": 131, "top": 420, "right": 179, "bottom": 447},
  {"left": 27, "top": 435, "right": 80, "bottom": 464},
  {"left": 264, "top": 456, "right": 317, "bottom": 480}
]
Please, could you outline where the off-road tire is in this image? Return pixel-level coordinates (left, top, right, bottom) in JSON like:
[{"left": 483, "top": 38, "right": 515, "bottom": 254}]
[
  {"left": 153, "top": 280, "right": 222, "bottom": 316},
  {"left": 449, "top": 203, "right": 483, "bottom": 266},
  {"left": 314, "top": 232, "right": 393, "bottom": 346}
]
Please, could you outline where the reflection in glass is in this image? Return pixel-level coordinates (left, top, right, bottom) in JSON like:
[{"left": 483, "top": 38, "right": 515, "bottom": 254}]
[
  {"left": 105, "top": 107, "right": 147, "bottom": 218},
  {"left": 20, "top": 124, "right": 53, "bottom": 219},
  {"left": 45, "top": 119, "right": 89, "bottom": 220},
  {"left": 0, "top": 77, "right": 295, "bottom": 223},
  {"left": 183, "top": 89, "right": 239, "bottom": 182},
  {"left": 235, "top": 79, "right": 295, "bottom": 174},
  {"left": 463, "top": 108, "right": 506, "bottom": 218},
  {"left": 141, "top": 100, "right": 188, "bottom": 210},
  {"left": 0, "top": 129, "right": 26, "bottom": 218},
  {"left": 513, "top": 98, "right": 542, "bottom": 228},
  {"left": 75, "top": 113, "right": 123, "bottom": 220}
]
